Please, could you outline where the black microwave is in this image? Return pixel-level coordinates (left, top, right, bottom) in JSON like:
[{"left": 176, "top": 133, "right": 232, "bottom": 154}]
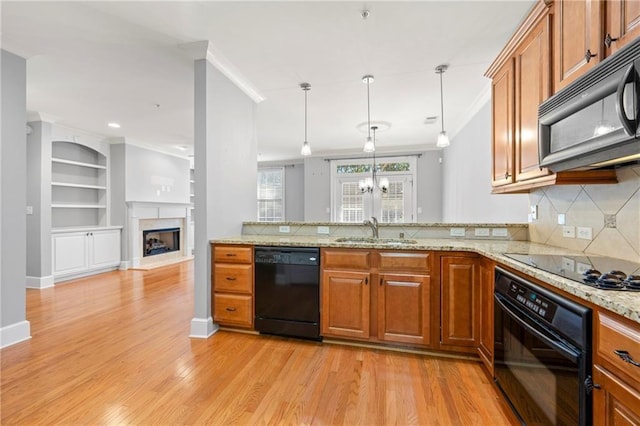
[{"left": 538, "top": 38, "right": 640, "bottom": 172}]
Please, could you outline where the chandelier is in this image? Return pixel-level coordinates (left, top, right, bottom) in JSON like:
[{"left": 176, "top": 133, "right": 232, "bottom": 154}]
[{"left": 359, "top": 125, "right": 389, "bottom": 194}]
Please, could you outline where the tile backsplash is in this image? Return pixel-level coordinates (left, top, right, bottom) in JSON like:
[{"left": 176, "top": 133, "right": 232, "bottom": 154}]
[{"left": 528, "top": 164, "right": 640, "bottom": 262}]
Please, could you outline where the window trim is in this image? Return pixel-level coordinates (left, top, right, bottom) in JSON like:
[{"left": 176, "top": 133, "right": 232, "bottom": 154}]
[
  {"left": 330, "top": 156, "right": 417, "bottom": 223},
  {"left": 257, "top": 166, "right": 285, "bottom": 222}
]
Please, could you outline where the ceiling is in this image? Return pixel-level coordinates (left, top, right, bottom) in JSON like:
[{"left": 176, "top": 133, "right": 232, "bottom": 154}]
[{"left": 1, "top": 1, "right": 535, "bottom": 162}]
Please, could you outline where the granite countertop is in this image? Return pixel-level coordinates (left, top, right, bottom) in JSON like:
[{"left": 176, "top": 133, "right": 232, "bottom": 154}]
[{"left": 212, "top": 235, "right": 640, "bottom": 325}]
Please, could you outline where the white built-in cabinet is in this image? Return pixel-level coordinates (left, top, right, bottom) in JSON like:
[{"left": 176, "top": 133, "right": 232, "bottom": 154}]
[
  {"left": 52, "top": 227, "right": 121, "bottom": 281},
  {"left": 50, "top": 140, "right": 121, "bottom": 282}
]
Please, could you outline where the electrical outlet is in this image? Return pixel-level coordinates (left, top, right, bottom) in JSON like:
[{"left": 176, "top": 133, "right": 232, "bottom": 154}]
[
  {"left": 577, "top": 262, "right": 592, "bottom": 275},
  {"left": 492, "top": 228, "right": 508, "bottom": 237},
  {"left": 450, "top": 227, "right": 466, "bottom": 237},
  {"left": 562, "top": 226, "right": 575, "bottom": 238},
  {"left": 577, "top": 226, "right": 592, "bottom": 240},
  {"left": 279, "top": 225, "right": 290, "bottom": 233},
  {"left": 557, "top": 214, "right": 566, "bottom": 225},
  {"left": 474, "top": 228, "right": 490, "bottom": 237},
  {"left": 530, "top": 205, "right": 538, "bottom": 220},
  {"left": 317, "top": 226, "right": 330, "bottom": 235}
]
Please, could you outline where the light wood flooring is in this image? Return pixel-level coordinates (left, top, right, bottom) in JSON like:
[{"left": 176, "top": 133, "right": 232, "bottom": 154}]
[{"left": 1, "top": 261, "right": 516, "bottom": 425}]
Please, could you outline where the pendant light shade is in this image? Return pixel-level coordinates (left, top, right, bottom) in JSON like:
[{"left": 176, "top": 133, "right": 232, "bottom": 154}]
[
  {"left": 300, "top": 82, "right": 312, "bottom": 156},
  {"left": 362, "top": 75, "right": 375, "bottom": 152},
  {"left": 435, "top": 64, "right": 450, "bottom": 148}
]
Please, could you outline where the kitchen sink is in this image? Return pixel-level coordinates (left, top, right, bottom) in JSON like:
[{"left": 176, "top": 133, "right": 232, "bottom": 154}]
[{"left": 334, "top": 237, "right": 417, "bottom": 245}]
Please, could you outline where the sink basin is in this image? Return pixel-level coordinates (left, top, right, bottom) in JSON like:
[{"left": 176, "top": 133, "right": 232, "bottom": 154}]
[{"left": 334, "top": 237, "right": 417, "bottom": 245}]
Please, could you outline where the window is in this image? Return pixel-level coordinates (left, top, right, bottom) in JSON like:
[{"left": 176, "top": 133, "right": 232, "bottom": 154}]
[
  {"left": 257, "top": 168, "right": 284, "bottom": 222},
  {"left": 331, "top": 156, "right": 417, "bottom": 223}
]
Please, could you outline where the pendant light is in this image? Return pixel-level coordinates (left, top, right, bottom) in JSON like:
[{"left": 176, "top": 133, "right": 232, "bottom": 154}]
[
  {"left": 359, "top": 126, "right": 389, "bottom": 194},
  {"left": 300, "top": 82, "right": 312, "bottom": 156},
  {"left": 362, "top": 75, "right": 376, "bottom": 153},
  {"left": 435, "top": 64, "right": 450, "bottom": 148}
]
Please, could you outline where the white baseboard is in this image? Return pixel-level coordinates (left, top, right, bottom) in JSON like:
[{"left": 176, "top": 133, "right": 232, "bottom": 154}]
[
  {"left": 26, "top": 275, "right": 54, "bottom": 289},
  {"left": 1, "top": 320, "right": 31, "bottom": 348},
  {"left": 119, "top": 261, "right": 130, "bottom": 270},
  {"left": 189, "top": 317, "right": 218, "bottom": 338}
]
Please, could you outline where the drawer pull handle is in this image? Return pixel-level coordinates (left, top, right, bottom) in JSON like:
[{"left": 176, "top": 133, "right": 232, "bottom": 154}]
[
  {"left": 380, "top": 278, "right": 383, "bottom": 286},
  {"left": 226, "top": 253, "right": 237, "bottom": 257},
  {"left": 225, "top": 307, "right": 237, "bottom": 312},
  {"left": 365, "top": 277, "right": 368, "bottom": 285},
  {"left": 225, "top": 277, "right": 236, "bottom": 281},
  {"left": 614, "top": 350, "right": 640, "bottom": 367}
]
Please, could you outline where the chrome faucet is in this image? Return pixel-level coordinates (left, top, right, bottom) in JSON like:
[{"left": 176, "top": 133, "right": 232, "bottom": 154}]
[{"left": 363, "top": 217, "right": 379, "bottom": 238}]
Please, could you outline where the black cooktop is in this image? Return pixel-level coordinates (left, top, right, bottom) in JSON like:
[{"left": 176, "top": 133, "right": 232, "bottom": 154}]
[{"left": 503, "top": 253, "right": 640, "bottom": 291}]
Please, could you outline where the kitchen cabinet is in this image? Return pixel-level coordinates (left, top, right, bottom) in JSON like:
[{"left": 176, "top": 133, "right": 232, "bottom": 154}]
[
  {"left": 486, "top": 0, "right": 617, "bottom": 194},
  {"left": 439, "top": 254, "right": 480, "bottom": 353},
  {"left": 554, "top": 0, "right": 602, "bottom": 91},
  {"left": 52, "top": 227, "right": 121, "bottom": 282},
  {"left": 478, "top": 258, "right": 494, "bottom": 374},
  {"left": 593, "top": 311, "right": 640, "bottom": 425},
  {"left": 555, "top": 0, "right": 640, "bottom": 88},
  {"left": 321, "top": 249, "right": 432, "bottom": 347},
  {"left": 212, "top": 244, "right": 254, "bottom": 329}
]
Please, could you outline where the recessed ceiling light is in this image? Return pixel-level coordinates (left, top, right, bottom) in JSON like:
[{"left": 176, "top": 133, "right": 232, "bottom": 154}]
[
  {"left": 424, "top": 116, "right": 438, "bottom": 125},
  {"left": 108, "top": 122, "right": 121, "bottom": 128}
]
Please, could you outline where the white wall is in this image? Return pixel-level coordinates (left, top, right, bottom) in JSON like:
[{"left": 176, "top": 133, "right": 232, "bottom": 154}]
[
  {"left": 125, "top": 144, "right": 190, "bottom": 203},
  {"left": 303, "top": 157, "right": 332, "bottom": 221},
  {"left": 1, "top": 50, "right": 31, "bottom": 347},
  {"left": 442, "top": 100, "right": 529, "bottom": 223},
  {"left": 192, "top": 58, "right": 257, "bottom": 338},
  {"left": 416, "top": 151, "right": 443, "bottom": 222}
]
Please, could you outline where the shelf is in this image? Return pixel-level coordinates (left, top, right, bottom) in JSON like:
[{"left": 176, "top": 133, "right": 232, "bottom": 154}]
[
  {"left": 52, "top": 157, "right": 106, "bottom": 170},
  {"left": 52, "top": 182, "right": 107, "bottom": 190},
  {"left": 52, "top": 203, "right": 107, "bottom": 209}
]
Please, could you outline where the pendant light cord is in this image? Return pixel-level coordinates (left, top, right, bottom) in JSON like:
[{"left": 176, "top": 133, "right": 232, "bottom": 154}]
[
  {"left": 439, "top": 70, "right": 445, "bottom": 133},
  {"left": 304, "top": 88, "right": 308, "bottom": 143},
  {"left": 366, "top": 77, "right": 372, "bottom": 140}
]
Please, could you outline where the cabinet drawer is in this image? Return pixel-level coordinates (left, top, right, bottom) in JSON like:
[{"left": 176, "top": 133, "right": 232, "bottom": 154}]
[
  {"left": 214, "top": 293, "right": 253, "bottom": 328},
  {"left": 322, "top": 249, "right": 371, "bottom": 270},
  {"left": 214, "top": 245, "right": 252, "bottom": 264},
  {"left": 214, "top": 264, "right": 252, "bottom": 294},
  {"left": 378, "top": 251, "right": 430, "bottom": 273},
  {"left": 596, "top": 312, "right": 640, "bottom": 388}
]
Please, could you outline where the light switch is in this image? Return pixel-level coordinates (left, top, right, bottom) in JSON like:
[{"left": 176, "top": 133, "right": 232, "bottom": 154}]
[
  {"left": 557, "top": 214, "right": 566, "bottom": 225},
  {"left": 279, "top": 225, "right": 290, "bottom": 233},
  {"left": 450, "top": 227, "right": 466, "bottom": 237},
  {"left": 26, "top": 206, "right": 33, "bottom": 215}
]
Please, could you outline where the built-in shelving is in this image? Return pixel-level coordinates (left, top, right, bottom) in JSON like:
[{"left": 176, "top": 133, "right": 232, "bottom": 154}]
[{"left": 51, "top": 141, "right": 108, "bottom": 229}]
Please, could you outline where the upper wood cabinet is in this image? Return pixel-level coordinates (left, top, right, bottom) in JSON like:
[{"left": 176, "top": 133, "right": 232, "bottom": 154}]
[
  {"left": 486, "top": 0, "right": 617, "bottom": 193},
  {"left": 554, "top": 0, "right": 603, "bottom": 91},
  {"left": 606, "top": 0, "right": 640, "bottom": 55}
]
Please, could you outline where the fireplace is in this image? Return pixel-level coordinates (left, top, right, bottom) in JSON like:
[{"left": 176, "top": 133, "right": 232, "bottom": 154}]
[{"left": 143, "top": 227, "right": 180, "bottom": 257}]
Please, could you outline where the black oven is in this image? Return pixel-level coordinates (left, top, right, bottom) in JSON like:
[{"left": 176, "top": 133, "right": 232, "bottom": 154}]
[{"left": 494, "top": 267, "right": 593, "bottom": 425}]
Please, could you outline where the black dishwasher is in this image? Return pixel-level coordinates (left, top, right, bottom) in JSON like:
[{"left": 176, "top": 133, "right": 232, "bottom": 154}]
[{"left": 254, "top": 246, "right": 321, "bottom": 340}]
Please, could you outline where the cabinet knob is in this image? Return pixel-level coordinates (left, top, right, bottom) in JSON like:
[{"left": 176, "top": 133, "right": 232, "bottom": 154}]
[
  {"left": 604, "top": 33, "right": 619, "bottom": 48},
  {"left": 585, "top": 49, "right": 597, "bottom": 63},
  {"left": 364, "top": 277, "right": 368, "bottom": 285},
  {"left": 225, "top": 307, "right": 237, "bottom": 312},
  {"left": 614, "top": 350, "right": 640, "bottom": 367},
  {"left": 584, "top": 376, "right": 601, "bottom": 394},
  {"left": 504, "top": 172, "right": 511, "bottom": 180}
]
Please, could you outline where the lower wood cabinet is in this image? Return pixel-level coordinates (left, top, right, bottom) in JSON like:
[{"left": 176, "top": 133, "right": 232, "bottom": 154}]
[
  {"left": 321, "top": 248, "right": 432, "bottom": 347},
  {"left": 439, "top": 254, "right": 480, "bottom": 353},
  {"left": 593, "top": 311, "right": 640, "bottom": 425},
  {"left": 212, "top": 244, "right": 254, "bottom": 329},
  {"left": 478, "top": 258, "right": 494, "bottom": 373}
]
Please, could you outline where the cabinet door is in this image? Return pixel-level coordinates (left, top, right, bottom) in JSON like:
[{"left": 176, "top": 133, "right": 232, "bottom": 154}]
[
  {"left": 321, "top": 270, "right": 370, "bottom": 339},
  {"left": 478, "top": 260, "right": 494, "bottom": 373},
  {"left": 52, "top": 232, "right": 88, "bottom": 275},
  {"left": 593, "top": 365, "right": 640, "bottom": 425},
  {"left": 491, "top": 59, "right": 515, "bottom": 188},
  {"left": 378, "top": 273, "right": 431, "bottom": 346},
  {"left": 441, "top": 256, "right": 480, "bottom": 348},
  {"left": 514, "top": 13, "right": 552, "bottom": 183},
  {"left": 89, "top": 229, "right": 121, "bottom": 268},
  {"left": 605, "top": 0, "right": 640, "bottom": 55},
  {"left": 555, "top": 0, "right": 603, "bottom": 91}
]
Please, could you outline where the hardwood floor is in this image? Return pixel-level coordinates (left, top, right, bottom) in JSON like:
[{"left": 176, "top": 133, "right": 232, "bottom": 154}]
[{"left": 1, "top": 261, "right": 516, "bottom": 425}]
